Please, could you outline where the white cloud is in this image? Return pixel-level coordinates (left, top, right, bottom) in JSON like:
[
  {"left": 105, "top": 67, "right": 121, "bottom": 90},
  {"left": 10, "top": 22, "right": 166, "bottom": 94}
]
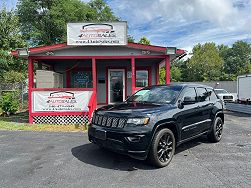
[
  {"left": 110, "top": 0, "right": 246, "bottom": 26},
  {"left": 107, "top": 0, "right": 251, "bottom": 50}
]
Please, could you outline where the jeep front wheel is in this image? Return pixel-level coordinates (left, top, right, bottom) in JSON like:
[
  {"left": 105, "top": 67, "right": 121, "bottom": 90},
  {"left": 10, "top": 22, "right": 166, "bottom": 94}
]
[
  {"left": 148, "top": 128, "right": 175, "bottom": 168},
  {"left": 207, "top": 117, "right": 223, "bottom": 142}
]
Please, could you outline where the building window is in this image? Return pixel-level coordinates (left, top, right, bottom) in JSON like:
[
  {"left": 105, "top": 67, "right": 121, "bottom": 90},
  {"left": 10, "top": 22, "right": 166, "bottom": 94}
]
[
  {"left": 70, "top": 71, "right": 93, "bottom": 88},
  {"left": 136, "top": 70, "right": 149, "bottom": 87}
]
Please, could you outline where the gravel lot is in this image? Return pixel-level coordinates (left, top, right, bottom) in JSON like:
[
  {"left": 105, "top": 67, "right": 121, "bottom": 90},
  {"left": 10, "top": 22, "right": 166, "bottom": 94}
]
[{"left": 0, "top": 112, "right": 250, "bottom": 188}]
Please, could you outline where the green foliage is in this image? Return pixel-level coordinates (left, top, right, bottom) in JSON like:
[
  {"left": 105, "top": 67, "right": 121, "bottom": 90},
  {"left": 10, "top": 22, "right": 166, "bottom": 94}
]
[
  {"left": 138, "top": 36, "right": 150, "bottom": 45},
  {"left": 162, "top": 41, "right": 251, "bottom": 82},
  {"left": 170, "top": 66, "right": 182, "bottom": 82},
  {"left": 0, "top": 92, "right": 19, "bottom": 114},
  {"left": 0, "top": 50, "right": 11, "bottom": 72},
  {"left": 159, "top": 67, "right": 165, "bottom": 84},
  {"left": 0, "top": 49, "right": 27, "bottom": 82},
  {"left": 219, "top": 41, "right": 251, "bottom": 77},
  {"left": 159, "top": 65, "right": 182, "bottom": 83},
  {"left": 127, "top": 35, "right": 135, "bottom": 43},
  {"left": 186, "top": 43, "right": 224, "bottom": 81},
  {"left": 0, "top": 7, "right": 26, "bottom": 50},
  {"left": 2, "top": 71, "right": 26, "bottom": 83},
  {"left": 0, "top": 6, "right": 27, "bottom": 83},
  {"left": 17, "top": 0, "right": 119, "bottom": 45},
  {"left": 88, "top": 0, "right": 119, "bottom": 21}
]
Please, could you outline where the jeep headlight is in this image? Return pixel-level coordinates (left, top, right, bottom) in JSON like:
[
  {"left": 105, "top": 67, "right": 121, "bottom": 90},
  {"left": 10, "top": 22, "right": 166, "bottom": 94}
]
[{"left": 127, "top": 117, "right": 150, "bottom": 125}]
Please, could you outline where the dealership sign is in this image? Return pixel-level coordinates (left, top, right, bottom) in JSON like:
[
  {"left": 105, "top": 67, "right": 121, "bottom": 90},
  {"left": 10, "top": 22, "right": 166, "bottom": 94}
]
[
  {"left": 67, "top": 22, "right": 127, "bottom": 46},
  {"left": 32, "top": 91, "right": 93, "bottom": 112}
]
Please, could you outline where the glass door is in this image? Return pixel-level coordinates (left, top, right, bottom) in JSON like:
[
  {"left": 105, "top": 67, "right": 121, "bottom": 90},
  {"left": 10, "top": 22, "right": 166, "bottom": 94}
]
[{"left": 108, "top": 69, "right": 125, "bottom": 104}]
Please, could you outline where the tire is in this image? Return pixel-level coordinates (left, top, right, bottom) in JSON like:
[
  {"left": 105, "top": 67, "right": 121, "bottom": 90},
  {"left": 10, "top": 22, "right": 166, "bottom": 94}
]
[
  {"left": 148, "top": 128, "right": 175, "bottom": 168},
  {"left": 207, "top": 117, "right": 223, "bottom": 143}
]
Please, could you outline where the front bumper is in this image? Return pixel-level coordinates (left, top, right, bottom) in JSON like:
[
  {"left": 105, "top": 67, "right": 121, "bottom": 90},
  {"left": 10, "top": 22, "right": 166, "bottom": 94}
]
[{"left": 88, "top": 124, "right": 152, "bottom": 160}]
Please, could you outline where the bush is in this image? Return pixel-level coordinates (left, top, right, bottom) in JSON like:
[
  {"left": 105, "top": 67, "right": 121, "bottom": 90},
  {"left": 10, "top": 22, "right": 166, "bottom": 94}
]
[{"left": 0, "top": 92, "right": 19, "bottom": 115}]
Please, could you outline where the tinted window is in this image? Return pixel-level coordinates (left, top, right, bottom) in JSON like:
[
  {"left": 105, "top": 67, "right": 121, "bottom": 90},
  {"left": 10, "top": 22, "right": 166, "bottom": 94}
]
[
  {"left": 127, "top": 86, "right": 182, "bottom": 104},
  {"left": 182, "top": 87, "right": 197, "bottom": 102},
  {"left": 70, "top": 71, "right": 93, "bottom": 88},
  {"left": 207, "top": 89, "right": 218, "bottom": 101},
  {"left": 196, "top": 87, "right": 210, "bottom": 102},
  {"left": 136, "top": 70, "right": 149, "bottom": 87}
]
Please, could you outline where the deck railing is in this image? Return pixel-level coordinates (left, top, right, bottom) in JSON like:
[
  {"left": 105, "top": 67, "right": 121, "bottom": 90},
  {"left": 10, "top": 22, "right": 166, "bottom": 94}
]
[{"left": 88, "top": 91, "right": 97, "bottom": 121}]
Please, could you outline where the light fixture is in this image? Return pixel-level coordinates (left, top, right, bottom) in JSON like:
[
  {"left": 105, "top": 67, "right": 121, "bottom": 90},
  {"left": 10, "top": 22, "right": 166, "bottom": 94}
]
[
  {"left": 166, "top": 47, "right": 177, "bottom": 55},
  {"left": 214, "top": 82, "right": 220, "bottom": 88},
  {"left": 16, "top": 48, "right": 29, "bottom": 57},
  {"left": 45, "top": 51, "right": 54, "bottom": 56}
]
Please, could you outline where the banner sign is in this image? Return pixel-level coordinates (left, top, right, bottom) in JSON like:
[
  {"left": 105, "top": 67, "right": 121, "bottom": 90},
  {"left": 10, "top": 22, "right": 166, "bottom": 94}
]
[
  {"left": 32, "top": 91, "right": 93, "bottom": 112},
  {"left": 67, "top": 22, "right": 127, "bottom": 46}
]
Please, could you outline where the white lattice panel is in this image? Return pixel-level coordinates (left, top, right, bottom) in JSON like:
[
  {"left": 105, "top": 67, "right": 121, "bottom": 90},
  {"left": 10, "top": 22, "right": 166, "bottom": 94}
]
[{"left": 33, "top": 115, "right": 89, "bottom": 125}]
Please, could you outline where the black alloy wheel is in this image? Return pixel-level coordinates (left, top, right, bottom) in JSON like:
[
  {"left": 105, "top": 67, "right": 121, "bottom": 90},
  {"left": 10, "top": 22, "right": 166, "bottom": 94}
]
[
  {"left": 208, "top": 117, "right": 223, "bottom": 142},
  {"left": 157, "top": 133, "right": 173, "bottom": 163},
  {"left": 148, "top": 128, "right": 175, "bottom": 168},
  {"left": 215, "top": 119, "right": 223, "bottom": 140}
]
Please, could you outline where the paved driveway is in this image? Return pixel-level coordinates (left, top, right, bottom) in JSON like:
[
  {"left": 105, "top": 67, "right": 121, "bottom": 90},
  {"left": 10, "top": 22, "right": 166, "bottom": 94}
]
[{"left": 0, "top": 112, "right": 250, "bottom": 188}]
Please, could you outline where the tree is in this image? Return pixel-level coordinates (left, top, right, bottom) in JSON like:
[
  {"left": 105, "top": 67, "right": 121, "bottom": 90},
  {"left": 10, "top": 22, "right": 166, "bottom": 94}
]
[
  {"left": 0, "top": 7, "right": 25, "bottom": 50},
  {"left": 186, "top": 43, "right": 224, "bottom": 81},
  {"left": 170, "top": 66, "right": 182, "bottom": 82},
  {"left": 17, "top": 0, "right": 119, "bottom": 46},
  {"left": 159, "top": 62, "right": 183, "bottom": 84},
  {"left": 219, "top": 41, "right": 251, "bottom": 77},
  {"left": 159, "top": 67, "right": 165, "bottom": 84},
  {"left": 0, "top": 7, "right": 27, "bottom": 82},
  {"left": 127, "top": 35, "right": 135, "bottom": 43},
  {"left": 138, "top": 36, "right": 150, "bottom": 45},
  {"left": 88, "top": 0, "right": 119, "bottom": 21},
  {"left": 0, "top": 50, "right": 27, "bottom": 82}
]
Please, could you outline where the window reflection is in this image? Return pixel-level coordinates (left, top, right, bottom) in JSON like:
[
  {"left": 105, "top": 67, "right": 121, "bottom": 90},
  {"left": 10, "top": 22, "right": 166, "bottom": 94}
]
[
  {"left": 71, "top": 71, "right": 93, "bottom": 88},
  {"left": 136, "top": 70, "right": 148, "bottom": 87}
]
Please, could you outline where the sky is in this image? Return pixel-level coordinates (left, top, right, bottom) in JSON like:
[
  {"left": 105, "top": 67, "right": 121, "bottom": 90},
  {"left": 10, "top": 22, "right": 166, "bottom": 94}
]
[{"left": 2, "top": 0, "right": 251, "bottom": 52}]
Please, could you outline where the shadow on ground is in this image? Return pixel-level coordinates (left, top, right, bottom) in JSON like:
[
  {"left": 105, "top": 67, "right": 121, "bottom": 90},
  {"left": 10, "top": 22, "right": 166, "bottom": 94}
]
[
  {"left": 71, "top": 136, "right": 209, "bottom": 171},
  {"left": 71, "top": 143, "right": 155, "bottom": 171},
  {"left": 225, "top": 110, "right": 251, "bottom": 117},
  {"left": 175, "top": 135, "right": 209, "bottom": 154},
  {"left": 0, "top": 111, "right": 29, "bottom": 123}
]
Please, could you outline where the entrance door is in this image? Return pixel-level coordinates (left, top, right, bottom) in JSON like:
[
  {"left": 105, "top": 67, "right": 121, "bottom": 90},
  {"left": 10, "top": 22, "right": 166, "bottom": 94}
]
[{"left": 108, "top": 69, "right": 125, "bottom": 104}]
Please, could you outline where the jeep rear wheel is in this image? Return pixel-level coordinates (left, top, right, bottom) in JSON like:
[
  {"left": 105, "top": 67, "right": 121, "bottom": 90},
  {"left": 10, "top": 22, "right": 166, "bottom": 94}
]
[
  {"left": 148, "top": 128, "right": 175, "bottom": 168},
  {"left": 207, "top": 117, "right": 223, "bottom": 142}
]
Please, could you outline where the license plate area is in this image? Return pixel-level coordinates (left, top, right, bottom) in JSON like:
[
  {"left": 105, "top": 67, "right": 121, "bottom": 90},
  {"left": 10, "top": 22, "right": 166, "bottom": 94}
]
[{"left": 95, "top": 129, "right": 107, "bottom": 140}]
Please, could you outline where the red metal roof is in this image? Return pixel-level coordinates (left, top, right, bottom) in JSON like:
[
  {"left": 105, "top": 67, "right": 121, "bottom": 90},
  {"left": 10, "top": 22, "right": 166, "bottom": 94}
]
[{"left": 11, "top": 42, "right": 185, "bottom": 56}]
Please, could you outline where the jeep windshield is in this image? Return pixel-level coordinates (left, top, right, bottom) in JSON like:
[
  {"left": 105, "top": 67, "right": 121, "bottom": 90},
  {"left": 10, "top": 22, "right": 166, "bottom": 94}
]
[{"left": 126, "top": 86, "right": 182, "bottom": 104}]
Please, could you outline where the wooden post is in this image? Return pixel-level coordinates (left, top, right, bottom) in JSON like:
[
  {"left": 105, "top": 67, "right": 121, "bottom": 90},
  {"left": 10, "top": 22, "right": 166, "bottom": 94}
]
[
  {"left": 165, "top": 56, "right": 170, "bottom": 84},
  {"left": 92, "top": 58, "right": 97, "bottom": 108},
  {"left": 156, "top": 61, "right": 160, "bottom": 85},
  {"left": 131, "top": 57, "right": 136, "bottom": 94},
  {"left": 92, "top": 58, "right": 97, "bottom": 93},
  {"left": 28, "top": 58, "right": 34, "bottom": 124}
]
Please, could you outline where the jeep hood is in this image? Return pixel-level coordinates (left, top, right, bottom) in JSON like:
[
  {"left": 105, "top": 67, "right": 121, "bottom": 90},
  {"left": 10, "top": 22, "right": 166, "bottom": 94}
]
[{"left": 95, "top": 102, "right": 175, "bottom": 117}]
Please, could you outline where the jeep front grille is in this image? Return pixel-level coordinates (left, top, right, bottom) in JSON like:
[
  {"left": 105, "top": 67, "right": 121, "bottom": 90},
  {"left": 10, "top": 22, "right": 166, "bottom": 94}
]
[{"left": 92, "top": 114, "right": 127, "bottom": 128}]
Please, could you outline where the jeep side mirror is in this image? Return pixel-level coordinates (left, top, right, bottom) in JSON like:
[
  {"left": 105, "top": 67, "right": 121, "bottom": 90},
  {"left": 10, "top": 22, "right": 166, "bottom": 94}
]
[
  {"left": 177, "top": 100, "right": 184, "bottom": 109},
  {"left": 183, "top": 96, "right": 196, "bottom": 105}
]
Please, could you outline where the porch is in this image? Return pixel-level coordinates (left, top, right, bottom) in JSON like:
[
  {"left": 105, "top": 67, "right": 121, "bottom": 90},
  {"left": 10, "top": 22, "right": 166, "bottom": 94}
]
[{"left": 12, "top": 43, "right": 185, "bottom": 124}]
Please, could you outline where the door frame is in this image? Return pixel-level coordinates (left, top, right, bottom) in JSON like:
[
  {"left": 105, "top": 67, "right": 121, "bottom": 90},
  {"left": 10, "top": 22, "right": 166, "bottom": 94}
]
[{"left": 107, "top": 68, "right": 126, "bottom": 104}]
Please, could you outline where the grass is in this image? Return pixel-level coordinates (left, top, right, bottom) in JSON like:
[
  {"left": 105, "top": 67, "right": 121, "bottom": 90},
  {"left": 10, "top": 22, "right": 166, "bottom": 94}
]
[
  {"left": 0, "top": 120, "right": 88, "bottom": 132},
  {"left": 0, "top": 111, "right": 88, "bottom": 132}
]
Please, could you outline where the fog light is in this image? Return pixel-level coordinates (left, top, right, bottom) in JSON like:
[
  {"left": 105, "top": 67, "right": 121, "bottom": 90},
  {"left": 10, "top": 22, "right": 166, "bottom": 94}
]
[{"left": 127, "top": 135, "right": 144, "bottom": 142}]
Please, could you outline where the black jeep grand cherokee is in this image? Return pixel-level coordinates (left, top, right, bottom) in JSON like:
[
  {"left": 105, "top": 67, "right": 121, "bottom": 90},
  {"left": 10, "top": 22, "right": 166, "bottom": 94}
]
[{"left": 88, "top": 84, "right": 224, "bottom": 167}]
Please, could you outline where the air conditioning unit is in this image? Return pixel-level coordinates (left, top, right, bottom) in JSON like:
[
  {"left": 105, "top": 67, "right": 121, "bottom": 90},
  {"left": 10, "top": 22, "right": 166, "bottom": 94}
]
[{"left": 36, "top": 70, "right": 63, "bottom": 88}]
